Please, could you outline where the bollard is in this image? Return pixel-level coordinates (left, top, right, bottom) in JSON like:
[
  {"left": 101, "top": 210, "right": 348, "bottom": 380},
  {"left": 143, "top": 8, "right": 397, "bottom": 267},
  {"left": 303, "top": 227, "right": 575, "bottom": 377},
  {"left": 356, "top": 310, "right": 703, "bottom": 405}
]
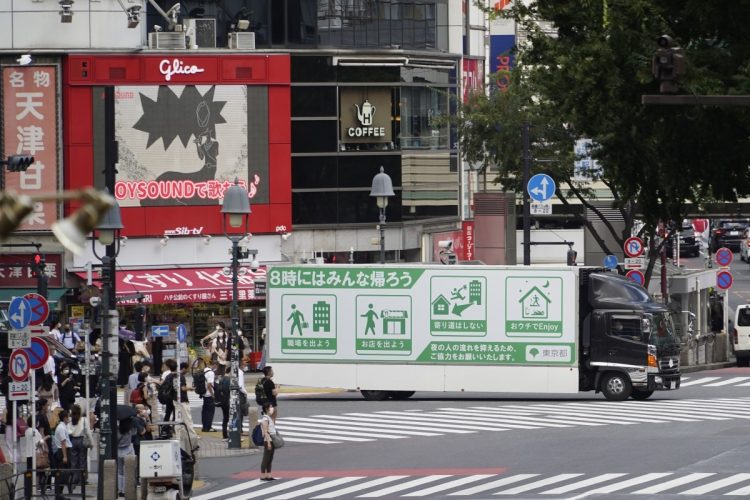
[
  {"left": 124, "top": 454, "right": 138, "bottom": 500},
  {"left": 103, "top": 459, "right": 117, "bottom": 500},
  {"left": 0, "top": 462, "right": 12, "bottom": 499}
]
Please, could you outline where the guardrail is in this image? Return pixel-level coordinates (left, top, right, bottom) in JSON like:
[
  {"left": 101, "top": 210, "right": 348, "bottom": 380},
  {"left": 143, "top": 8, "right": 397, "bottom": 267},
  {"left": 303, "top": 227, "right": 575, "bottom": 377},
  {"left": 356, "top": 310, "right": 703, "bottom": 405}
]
[{"left": 0, "top": 466, "right": 87, "bottom": 500}]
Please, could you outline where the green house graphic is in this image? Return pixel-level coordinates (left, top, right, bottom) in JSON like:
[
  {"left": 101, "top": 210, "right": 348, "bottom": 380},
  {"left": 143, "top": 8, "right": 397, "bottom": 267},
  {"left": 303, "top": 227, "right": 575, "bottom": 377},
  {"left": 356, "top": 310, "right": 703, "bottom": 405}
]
[
  {"left": 519, "top": 286, "right": 551, "bottom": 319},
  {"left": 432, "top": 295, "right": 451, "bottom": 315}
]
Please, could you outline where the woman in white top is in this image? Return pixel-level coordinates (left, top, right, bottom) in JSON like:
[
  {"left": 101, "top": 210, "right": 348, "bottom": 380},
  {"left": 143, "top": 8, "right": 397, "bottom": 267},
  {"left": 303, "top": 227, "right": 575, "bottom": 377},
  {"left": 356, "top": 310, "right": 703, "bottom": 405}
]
[{"left": 260, "top": 402, "right": 277, "bottom": 480}]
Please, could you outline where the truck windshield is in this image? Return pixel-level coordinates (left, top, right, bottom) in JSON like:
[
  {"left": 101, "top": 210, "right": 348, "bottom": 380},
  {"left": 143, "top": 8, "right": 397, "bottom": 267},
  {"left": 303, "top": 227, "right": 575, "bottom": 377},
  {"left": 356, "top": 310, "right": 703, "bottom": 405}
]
[{"left": 648, "top": 312, "right": 676, "bottom": 346}]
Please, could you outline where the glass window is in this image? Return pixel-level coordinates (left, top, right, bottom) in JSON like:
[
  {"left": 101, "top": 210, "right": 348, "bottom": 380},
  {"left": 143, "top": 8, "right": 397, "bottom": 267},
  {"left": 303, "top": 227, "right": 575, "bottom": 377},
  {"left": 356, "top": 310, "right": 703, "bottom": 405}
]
[
  {"left": 292, "top": 191, "right": 338, "bottom": 224},
  {"left": 610, "top": 316, "right": 643, "bottom": 341},
  {"left": 292, "top": 156, "right": 338, "bottom": 189},
  {"left": 292, "top": 120, "right": 338, "bottom": 153},
  {"left": 338, "top": 155, "right": 401, "bottom": 188},
  {"left": 291, "top": 86, "right": 337, "bottom": 117},
  {"left": 738, "top": 308, "right": 750, "bottom": 327},
  {"left": 291, "top": 56, "right": 337, "bottom": 82},
  {"left": 271, "top": 0, "right": 285, "bottom": 44},
  {"left": 339, "top": 191, "right": 402, "bottom": 224},
  {"left": 400, "top": 87, "right": 449, "bottom": 149},
  {"left": 287, "top": 0, "right": 317, "bottom": 44}
]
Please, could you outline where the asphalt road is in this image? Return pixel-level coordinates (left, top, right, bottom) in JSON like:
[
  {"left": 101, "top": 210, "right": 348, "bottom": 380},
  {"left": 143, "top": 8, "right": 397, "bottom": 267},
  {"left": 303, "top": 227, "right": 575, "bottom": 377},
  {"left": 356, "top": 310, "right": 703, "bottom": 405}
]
[{"left": 191, "top": 367, "right": 750, "bottom": 499}]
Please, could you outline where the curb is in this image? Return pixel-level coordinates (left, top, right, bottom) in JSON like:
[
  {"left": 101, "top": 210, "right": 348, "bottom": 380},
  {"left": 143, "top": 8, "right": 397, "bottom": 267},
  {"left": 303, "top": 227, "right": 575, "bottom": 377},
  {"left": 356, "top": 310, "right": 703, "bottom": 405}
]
[{"left": 681, "top": 360, "right": 736, "bottom": 373}]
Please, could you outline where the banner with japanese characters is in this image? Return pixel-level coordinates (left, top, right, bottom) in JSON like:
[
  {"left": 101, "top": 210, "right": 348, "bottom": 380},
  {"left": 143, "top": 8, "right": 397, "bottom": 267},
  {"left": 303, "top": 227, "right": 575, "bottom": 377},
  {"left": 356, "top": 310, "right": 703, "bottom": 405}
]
[
  {"left": 2, "top": 66, "right": 58, "bottom": 231},
  {"left": 267, "top": 265, "right": 577, "bottom": 366}
]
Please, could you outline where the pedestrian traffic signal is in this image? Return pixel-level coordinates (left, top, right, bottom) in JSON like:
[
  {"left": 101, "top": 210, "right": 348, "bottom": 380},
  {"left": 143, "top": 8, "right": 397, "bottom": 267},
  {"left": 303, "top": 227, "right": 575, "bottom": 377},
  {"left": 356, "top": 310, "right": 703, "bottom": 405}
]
[
  {"left": 4, "top": 155, "right": 35, "bottom": 172},
  {"left": 652, "top": 35, "right": 685, "bottom": 94}
]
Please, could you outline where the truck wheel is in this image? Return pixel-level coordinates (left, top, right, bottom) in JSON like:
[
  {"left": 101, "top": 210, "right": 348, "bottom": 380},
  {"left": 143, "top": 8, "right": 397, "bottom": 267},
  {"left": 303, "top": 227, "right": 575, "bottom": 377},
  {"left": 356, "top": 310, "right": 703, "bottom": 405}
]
[
  {"left": 361, "top": 390, "right": 389, "bottom": 401},
  {"left": 601, "top": 372, "right": 632, "bottom": 401},
  {"left": 630, "top": 389, "right": 654, "bottom": 400},
  {"left": 388, "top": 391, "right": 415, "bottom": 400}
]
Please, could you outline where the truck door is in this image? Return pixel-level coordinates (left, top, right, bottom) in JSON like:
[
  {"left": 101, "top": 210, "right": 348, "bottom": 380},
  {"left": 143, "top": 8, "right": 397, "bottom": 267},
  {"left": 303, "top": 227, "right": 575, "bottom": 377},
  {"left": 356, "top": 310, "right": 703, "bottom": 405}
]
[{"left": 604, "top": 314, "right": 647, "bottom": 367}]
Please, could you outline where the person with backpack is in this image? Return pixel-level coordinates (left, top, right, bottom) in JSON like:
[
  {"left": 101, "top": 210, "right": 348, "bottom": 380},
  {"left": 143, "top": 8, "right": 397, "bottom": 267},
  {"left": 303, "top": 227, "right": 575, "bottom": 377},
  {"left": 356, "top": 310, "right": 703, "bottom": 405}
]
[
  {"left": 256, "top": 366, "right": 280, "bottom": 422},
  {"left": 159, "top": 359, "right": 178, "bottom": 421},
  {"left": 200, "top": 361, "right": 218, "bottom": 432},
  {"left": 130, "top": 372, "right": 148, "bottom": 407},
  {"left": 213, "top": 372, "right": 231, "bottom": 440}
]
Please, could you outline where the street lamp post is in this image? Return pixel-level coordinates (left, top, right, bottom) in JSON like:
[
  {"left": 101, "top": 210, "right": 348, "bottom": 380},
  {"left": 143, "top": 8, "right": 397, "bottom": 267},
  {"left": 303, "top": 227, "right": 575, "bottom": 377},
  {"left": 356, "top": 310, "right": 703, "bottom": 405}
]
[
  {"left": 369, "top": 167, "right": 395, "bottom": 264},
  {"left": 221, "top": 179, "right": 251, "bottom": 449},
  {"left": 90, "top": 195, "right": 123, "bottom": 500}
]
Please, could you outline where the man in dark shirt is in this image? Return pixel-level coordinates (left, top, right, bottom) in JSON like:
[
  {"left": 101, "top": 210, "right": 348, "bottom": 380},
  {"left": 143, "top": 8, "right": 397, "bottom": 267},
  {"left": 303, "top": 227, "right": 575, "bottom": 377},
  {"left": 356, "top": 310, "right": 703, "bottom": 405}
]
[
  {"left": 179, "top": 362, "right": 189, "bottom": 404},
  {"left": 262, "top": 366, "right": 279, "bottom": 421}
]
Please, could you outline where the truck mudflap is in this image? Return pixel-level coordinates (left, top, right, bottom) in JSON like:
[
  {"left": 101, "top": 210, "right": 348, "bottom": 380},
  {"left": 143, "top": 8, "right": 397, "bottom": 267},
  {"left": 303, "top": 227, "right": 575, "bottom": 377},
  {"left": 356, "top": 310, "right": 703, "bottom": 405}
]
[{"left": 645, "top": 373, "right": 681, "bottom": 391}]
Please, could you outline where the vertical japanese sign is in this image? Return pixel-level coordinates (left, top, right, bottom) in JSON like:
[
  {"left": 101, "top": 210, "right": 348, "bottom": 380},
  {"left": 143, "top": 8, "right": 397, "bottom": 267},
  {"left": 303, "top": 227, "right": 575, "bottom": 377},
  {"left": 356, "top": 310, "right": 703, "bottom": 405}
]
[
  {"left": 462, "top": 59, "right": 485, "bottom": 103},
  {"left": 462, "top": 221, "right": 475, "bottom": 261},
  {"left": 2, "top": 66, "right": 58, "bottom": 231}
]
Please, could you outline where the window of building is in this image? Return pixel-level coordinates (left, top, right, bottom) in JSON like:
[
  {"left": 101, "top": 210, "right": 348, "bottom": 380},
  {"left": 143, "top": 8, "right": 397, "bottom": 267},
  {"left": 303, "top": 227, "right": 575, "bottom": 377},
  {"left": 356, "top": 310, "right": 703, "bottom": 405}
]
[
  {"left": 400, "top": 87, "right": 449, "bottom": 149},
  {"left": 292, "top": 156, "right": 338, "bottom": 189},
  {"left": 291, "top": 86, "right": 337, "bottom": 117},
  {"left": 292, "top": 120, "right": 339, "bottom": 153}
]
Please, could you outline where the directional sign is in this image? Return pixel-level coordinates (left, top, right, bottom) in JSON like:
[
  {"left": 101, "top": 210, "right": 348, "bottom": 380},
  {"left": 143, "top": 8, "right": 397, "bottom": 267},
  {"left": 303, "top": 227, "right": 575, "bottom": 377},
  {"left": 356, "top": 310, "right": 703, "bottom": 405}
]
[
  {"left": 715, "top": 247, "right": 733, "bottom": 268},
  {"left": 8, "top": 297, "right": 31, "bottom": 330},
  {"left": 624, "top": 237, "right": 645, "bottom": 258},
  {"left": 626, "top": 269, "right": 646, "bottom": 286},
  {"left": 8, "top": 381, "right": 31, "bottom": 401},
  {"left": 176, "top": 324, "right": 187, "bottom": 343},
  {"left": 603, "top": 255, "right": 618, "bottom": 269},
  {"left": 9, "top": 329, "right": 31, "bottom": 349},
  {"left": 717, "top": 270, "right": 733, "bottom": 290},
  {"left": 25, "top": 337, "right": 50, "bottom": 370},
  {"left": 23, "top": 293, "right": 49, "bottom": 326},
  {"left": 151, "top": 325, "right": 170, "bottom": 337},
  {"left": 9, "top": 349, "right": 31, "bottom": 382},
  {"left": 527, "top": 173, "right": 556, "bottom": 202}
]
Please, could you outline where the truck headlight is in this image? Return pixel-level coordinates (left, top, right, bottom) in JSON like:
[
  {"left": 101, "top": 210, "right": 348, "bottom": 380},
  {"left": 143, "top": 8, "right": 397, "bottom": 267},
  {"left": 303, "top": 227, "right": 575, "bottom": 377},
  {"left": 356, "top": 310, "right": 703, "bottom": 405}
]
[{"left": 647, "top": 344, "right": 658, "bottom": 368}]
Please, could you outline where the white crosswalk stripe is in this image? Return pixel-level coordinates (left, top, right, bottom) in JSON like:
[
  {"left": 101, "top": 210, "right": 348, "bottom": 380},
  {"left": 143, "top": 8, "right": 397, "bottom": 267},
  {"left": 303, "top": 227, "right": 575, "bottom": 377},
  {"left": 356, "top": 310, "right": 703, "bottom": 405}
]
[{"left": 198, "top": 472, "right": 750, "bottom": 498}]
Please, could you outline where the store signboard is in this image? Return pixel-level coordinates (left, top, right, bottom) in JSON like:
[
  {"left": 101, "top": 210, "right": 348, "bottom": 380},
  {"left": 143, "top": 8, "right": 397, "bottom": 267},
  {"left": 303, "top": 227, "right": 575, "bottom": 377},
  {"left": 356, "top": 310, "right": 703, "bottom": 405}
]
[
  {"left": 489, "top": 35, "right": 515, "bottom": 92},
  {"left": 2, "top": 65, "right": 59, "bottom": 231},
  {"left": 339, "top": 88, "right": 392, "bottom": 143},
  {"left": 462, "top": 58, "right": 485, "bottom": 102},
  {"left": 0, "top": 254, "right": 63, "bottom": 288}
]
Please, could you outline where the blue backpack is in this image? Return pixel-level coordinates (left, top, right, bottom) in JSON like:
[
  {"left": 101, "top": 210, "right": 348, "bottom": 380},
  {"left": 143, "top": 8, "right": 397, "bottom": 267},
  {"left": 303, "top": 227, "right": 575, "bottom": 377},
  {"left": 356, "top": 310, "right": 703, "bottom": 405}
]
[{"left": 251, "top": 423, "right": 264, "bottom": 446}]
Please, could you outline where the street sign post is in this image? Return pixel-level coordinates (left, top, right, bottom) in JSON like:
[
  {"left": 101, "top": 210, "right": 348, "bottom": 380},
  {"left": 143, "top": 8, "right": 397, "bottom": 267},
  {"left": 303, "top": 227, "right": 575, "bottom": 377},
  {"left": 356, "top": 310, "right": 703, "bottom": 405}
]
[
  {"left": 716, "top": 270, "right": 733, "bottom": 290},
  {"left": 624, "top": 257, "right": 645, "bottom": 269},
  {"left": 715, "top": 247, "right": 733, "bottom": 268},
  {"left": 8, "top": 381, "right": 31, "bottom": 401},
  {"left": 9, "top": 349, "right": 31, "bottom": 382},
  {"left": 624, "top": 237, "right": 645, "bottom": 258},
  {"left": 626, "top": 269, "right": 646, "bottom": 286},
  {"left": 176, "top": 324, "right": 187, "bottom": 343},
  {"left": 530, "top": 201, "right": 553, "bottom": 215},
  {"left": 603, "top": 255, "right": 618, "bottom": 269},
  {"left": 527, "top": 174, "right": 556, "bottom": 202},
  {"left": 151, "top": 325, "right": 170, "bottom": 337},
  {"left": 24, "top": 337, "right": 50, "bottom": 370},
  {"left": 8, "top": 297, "right": 31, "bottom": 330},
  {"left": 9, "top": 329, "right": 31, "bottom": 349},
  {"left": 23, "top": 293, "right": 49, "bottom": 326}
]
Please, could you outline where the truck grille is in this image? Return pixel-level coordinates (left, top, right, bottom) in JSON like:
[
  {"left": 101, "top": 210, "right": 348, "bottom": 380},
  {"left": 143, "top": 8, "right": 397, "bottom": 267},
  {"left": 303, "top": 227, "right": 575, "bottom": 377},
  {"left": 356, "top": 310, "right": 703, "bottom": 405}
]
[{"left": 659, "top": 355, "right": 680, "bottom": 373}]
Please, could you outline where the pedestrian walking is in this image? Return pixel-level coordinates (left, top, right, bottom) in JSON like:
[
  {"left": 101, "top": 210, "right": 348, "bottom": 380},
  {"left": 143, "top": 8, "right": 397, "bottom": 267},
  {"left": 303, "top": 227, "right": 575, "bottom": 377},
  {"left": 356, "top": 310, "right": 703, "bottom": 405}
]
[
  {"left": 235, "top": 358, "right": 249, "bottom": 437},
  {"left": 160, "top": 359, "right": 178, "bottom": 421},
  {"left": 124, "top": 361, "right": 143, "bottom": 406},
  {"left": 200, "top": 361, "right": 218, "bottom": 432},
  {"left": 66, "top": 404, "right": 87, "bottom": 488},
  {"left": 52, "top": 409, "right": 71, "bottom": 499},
  {"left": 38, "top": 373, "right": 60, "bottom": 410},
  {"left": 58, "top": 363, "right": 79, "bottom": 411},
  {"left": 214, "top": 372, "right": 231, "bottom": 440},
  {"left": 261, "top": 366, "right": 279, "bottom": 422},
  {"left": 117, "top": 417, "right": 136, "bottom": 497},
  {"left": 259, "top": 402, "right": 278, "bottom": 481}
]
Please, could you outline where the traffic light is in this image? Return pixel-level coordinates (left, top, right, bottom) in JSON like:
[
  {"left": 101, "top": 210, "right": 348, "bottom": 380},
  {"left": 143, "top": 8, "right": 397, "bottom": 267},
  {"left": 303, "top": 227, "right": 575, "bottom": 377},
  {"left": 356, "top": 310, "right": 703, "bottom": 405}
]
[
  {"left": 4, "top": 155, "right": 35, "bottom": 172},
  {"left": 652, "top": 35, "right": 685, "bottom": 94},
  {"left": 31, "top": 253, "right": 48, "bottom": 298}
]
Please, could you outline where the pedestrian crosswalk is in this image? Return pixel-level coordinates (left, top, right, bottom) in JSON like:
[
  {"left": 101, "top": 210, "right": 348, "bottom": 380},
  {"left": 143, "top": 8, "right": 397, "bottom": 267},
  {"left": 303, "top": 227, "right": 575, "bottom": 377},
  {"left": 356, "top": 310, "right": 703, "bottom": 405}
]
[{"left": 193, "top": 472, "right": 750, "bottom": 498}]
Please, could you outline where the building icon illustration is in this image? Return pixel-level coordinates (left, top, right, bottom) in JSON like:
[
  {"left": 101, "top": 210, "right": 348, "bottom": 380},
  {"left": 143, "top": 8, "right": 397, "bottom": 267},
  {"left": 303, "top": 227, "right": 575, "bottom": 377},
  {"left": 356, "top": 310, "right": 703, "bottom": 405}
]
[
  {"left": 312, "top": 300, "right": 331, "bottom": 332},
  {"left": 469, "top": 280, "right": 482, "bottom": 305},
  {"left": 519, "top": 286, "right": 551, "bottom": 319},
  {"left": 432, "top": 295, "right": 450, "bottom": 315}
]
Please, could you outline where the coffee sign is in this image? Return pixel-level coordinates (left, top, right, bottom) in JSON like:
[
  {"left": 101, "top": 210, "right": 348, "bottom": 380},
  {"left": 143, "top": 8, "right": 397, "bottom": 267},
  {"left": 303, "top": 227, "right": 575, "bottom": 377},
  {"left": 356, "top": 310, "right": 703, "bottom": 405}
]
[{"left": 340, "top": 88, "right": 392, "bottom": 143}]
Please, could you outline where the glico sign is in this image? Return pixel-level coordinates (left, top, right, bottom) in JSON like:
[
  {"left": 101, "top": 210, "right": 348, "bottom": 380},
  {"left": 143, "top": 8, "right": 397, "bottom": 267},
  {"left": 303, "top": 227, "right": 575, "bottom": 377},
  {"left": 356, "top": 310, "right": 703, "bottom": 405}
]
[{"left": 340, "top": 88, "right": 392, "bottom": 143}]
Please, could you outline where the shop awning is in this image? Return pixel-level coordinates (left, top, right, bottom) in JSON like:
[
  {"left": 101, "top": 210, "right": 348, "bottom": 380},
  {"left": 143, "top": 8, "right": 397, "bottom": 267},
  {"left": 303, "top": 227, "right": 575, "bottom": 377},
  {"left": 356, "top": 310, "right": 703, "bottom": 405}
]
[
  {"left": 0, "top": 288, "right": 68, "bottom": 303},
  {"left": 73, "top": 266, "right": 266, "bottom": 305}
]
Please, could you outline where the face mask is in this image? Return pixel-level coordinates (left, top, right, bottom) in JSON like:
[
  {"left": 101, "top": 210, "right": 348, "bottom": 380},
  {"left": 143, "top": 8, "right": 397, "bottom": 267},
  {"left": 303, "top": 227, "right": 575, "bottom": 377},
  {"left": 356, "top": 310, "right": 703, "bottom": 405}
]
[{"left": 62, "top": 370, "right": 70, "bottom": 375}]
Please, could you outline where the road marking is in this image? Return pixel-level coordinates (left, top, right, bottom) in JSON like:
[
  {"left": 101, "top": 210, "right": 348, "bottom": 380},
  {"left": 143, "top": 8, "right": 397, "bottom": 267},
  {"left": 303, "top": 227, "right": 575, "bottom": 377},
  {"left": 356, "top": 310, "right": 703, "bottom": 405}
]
[
  {"left": 276, "top": 423, "right": 407, "bottom": 440},
  {"left": 235, "top": 478, "right": 322, "bottom": 499},
  {"left": 680, "top": 377, "right": 721, "bottom": 387},
  {"left": 281, "top": 417, "right": 440, "bottom": 436},
  {"left": 402, "top": 474, "right": 495, "bottom": 497},
  {"left": 282, "top": 437, "right": 340, "bottom": 444},
  {"left": 493, "top": 474, "right": 583, "bottom": 495},
  {"left": 448, "top": 474, "right": 540, "bottom": 496},
  {"left": 192, "top": 479, "right": 263, "bottom": 500},
  {"left": 357, "top": 475, "right": 451, "bottom": 497},
  {"left": 540, "top": 473, "right": 627, "bottom": 494},
  {"left": 268, "top": 477, "right": 364, "bottom": 499},
  {"left": 447, "top": 407, "right": 632, "bottom": 427},
  {"left": 704, "top": 377, "right": 750, "bottom": 386},
  {"left": 576, "top": 472, "right": 674, "bottom": 495},
  {"left": 311, "top": 476, "right": 408, "bottom": 498},
  {"left": 277, "top": 431, "right": 373, "bottom": 442},
  {"left": 678, "top": 473, "right": 750, "bottom": 494},
  {"left": 632, "top": 472, "right": 716, "bottom": 494}
]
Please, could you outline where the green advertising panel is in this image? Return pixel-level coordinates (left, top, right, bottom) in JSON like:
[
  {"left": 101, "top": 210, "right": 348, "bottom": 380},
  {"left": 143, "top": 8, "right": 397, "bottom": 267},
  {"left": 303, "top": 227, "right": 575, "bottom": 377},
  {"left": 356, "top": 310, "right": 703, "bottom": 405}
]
[{"left": 268, "top": 265, "right": 577, "bottom": 366}]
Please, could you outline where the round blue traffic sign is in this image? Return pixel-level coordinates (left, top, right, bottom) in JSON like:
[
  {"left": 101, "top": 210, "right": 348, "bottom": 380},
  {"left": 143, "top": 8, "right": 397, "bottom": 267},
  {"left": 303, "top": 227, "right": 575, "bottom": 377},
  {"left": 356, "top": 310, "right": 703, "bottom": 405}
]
[
  {"left": 603, "top": 255, "right": 618, "bottom": 269},
  {"left": 8, "top": 297, "right": 31, "bottom": 330},
  {"left": 23, "top": 293, "right": 49, "bottom": 326},
  {"left": 716, "top": 270, "right": 733, "bottom": 290},
  {"left": 626, "top": 269, "right": 645, "bottom": 286},
  {"left": 176, "top": 324, "right": 187, "bottom": 343},
  {"left": 527, "top": 174, "right": 556, "bottom": 202},
  {"left": 715, "top": 247, "right": 733, "bottom": 267}
]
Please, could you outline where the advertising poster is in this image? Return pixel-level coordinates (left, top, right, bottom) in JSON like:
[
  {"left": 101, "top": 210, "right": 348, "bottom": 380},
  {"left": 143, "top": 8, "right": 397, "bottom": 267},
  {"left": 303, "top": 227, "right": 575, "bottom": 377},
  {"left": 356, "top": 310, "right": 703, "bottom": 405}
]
[
  {"left": 114, "top": 85, "right": 269, "bottom": 208},
  {"left": 2, "top": 66, "right": 58, "bottom": 231},
  {"left": 489, "top": 35, "right": 516, "bottom": 92}
]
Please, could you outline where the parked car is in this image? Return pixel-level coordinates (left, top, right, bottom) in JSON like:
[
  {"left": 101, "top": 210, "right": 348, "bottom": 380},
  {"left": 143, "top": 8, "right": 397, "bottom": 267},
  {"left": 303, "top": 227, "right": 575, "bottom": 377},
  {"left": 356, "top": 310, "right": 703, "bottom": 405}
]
[
  {"left": 740, "top": 228, "right": 750, "bottom": 262},
  {"left": 733, "top": 305, "right": 750, "bottom": 367},
  {"left": 666, "top": 222, "right": 700, "bottom": 258},
  {"left": 710, "top": 219, "right": 750, "bottom": 252}
]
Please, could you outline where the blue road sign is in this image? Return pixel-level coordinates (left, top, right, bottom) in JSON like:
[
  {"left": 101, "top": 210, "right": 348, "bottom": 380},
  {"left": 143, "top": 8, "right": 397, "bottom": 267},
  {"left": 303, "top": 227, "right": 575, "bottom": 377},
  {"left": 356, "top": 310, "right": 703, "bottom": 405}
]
[
  {"left": 8, "top": 297, "right": 31, "bottom": 330},
  {"left": 626, "top": 270, "right": 645, "bottom": 286},
  {"left": 715, "top": 247, "right": 733, "bottom": 267},
  {"left": 176, "top": 324, "right": 187, "bottom": 343},
  {"left": 527, "top": 173, "right": 556, "bottom": 202},
  {"left": 603, "top": 255, "right": 618, "bottom": 269},
  {"left": 717, "top": 270, "right": 733, "bottom": 290},
  {"left": 151, "top": 325, "right": 170, "bottom": 337}
]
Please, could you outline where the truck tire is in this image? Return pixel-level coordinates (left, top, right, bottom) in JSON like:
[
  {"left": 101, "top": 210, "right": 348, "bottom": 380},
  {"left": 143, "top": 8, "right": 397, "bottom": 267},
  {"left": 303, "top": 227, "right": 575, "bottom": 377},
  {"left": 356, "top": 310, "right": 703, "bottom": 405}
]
[
  {"left": 388, "top": 391, "right": 415, "bottom": 400},
  {"left": 361, "top": 390, "right": 389, "bottom": 401},
  {"left": 600, "top": 372, "right": 632, "bottom": 401},
  {"left": 630, "top": 389, "right": 654, "bottom": 400}
]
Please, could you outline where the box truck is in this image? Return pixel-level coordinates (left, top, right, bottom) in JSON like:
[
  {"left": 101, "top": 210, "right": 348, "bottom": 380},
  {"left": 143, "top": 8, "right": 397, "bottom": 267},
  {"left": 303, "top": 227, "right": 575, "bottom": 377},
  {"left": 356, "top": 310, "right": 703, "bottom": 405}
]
[{"left": 266, "top": 265, "right": 681, "bottom": 401}]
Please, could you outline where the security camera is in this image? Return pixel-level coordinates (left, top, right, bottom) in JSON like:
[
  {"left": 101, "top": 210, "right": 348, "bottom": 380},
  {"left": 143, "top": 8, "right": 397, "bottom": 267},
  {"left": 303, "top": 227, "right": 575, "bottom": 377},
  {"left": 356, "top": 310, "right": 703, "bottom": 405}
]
[
  {"left": 438, "top": 240, "right": 453, "bottom": 250},
  {"left": 657, "top": 34, "right": 675, "bottom": 48},
  {"left": 153, "top": 24, "right": 163, "bottom": 32},
  {"left": 250, "top": 259, "right": 260, "bottom": 272},
  {"left": 89, "top": 296, "right": 101, "bottom": 307},
  {"left": 17, "top": 54, "right": 32, "bottom": 66}
]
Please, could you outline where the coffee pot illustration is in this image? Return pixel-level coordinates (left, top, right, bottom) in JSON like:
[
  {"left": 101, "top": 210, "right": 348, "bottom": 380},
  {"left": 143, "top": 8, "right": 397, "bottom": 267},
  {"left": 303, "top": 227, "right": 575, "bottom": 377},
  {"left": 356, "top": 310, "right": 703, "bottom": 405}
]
[{"left": 355, "top": 99, "right": 376, "bottom": 126}]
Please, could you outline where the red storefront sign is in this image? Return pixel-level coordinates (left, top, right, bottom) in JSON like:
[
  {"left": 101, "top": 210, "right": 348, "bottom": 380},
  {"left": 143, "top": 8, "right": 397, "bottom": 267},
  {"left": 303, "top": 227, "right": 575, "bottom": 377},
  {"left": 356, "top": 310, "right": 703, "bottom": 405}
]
[
  {"left": 77, "top": 266, "right": 266, "bottom": 305},
  {"left": 463, "top": 220, "right": 475, "bottom": 261},
  {"left": 0, "top": 254, "right": 64, "bottom": 288},
  {"left": 2, "top": 66, "right": 59, "bottom": 231},
  {"left": 462, "top": 58, "right": 485, "bottom": 102}
]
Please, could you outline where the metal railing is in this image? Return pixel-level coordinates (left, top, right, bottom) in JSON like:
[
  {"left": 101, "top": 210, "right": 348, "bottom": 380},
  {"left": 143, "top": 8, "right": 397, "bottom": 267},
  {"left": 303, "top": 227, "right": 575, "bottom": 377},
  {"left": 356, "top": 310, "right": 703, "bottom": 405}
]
[{"left": 0, "top": 467, "right": 87, "bottom": 500}]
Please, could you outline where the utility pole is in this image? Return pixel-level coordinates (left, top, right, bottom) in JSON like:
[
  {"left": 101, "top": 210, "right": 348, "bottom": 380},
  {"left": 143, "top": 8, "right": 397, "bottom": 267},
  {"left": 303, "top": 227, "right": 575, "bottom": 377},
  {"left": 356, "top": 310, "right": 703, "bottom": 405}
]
[{"left": 522, "top": 121, "right": 531, "bottom": 265}]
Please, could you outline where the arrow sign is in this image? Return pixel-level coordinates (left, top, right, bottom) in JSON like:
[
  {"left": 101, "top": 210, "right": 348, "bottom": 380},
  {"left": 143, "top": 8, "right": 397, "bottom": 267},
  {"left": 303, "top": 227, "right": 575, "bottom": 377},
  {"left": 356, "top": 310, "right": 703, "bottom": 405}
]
[
  {"left": 624, "top": 237, "right": 645, "bottom": 258},
  {"left": 527, "top": 174, "right": 556, "bottom": 202},
  {"left": 8, "top": 297, "right": 31, "bottom": 330},
  {"left": 603, "top": 255, "right": 618, "bottom": 269},
  {"left": 151, "top": 325, "right": 170, "bottom": 337},
  {"left": 176, "top": 324, "right": 187, "bottom": 343},
  {"left": 9, "top": 349, "right": 30, "bottom": 382}
]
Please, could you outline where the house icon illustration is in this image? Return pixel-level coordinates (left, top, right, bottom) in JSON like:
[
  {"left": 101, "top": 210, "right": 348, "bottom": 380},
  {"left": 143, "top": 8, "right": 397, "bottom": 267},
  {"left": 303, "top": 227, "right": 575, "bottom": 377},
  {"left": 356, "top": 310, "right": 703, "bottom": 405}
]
[
  {"left": 518, "top": 286, "right": 551, "bottom": 319},
  {"left": 432, "top": 295, "right": 451, "bottom": 315}
]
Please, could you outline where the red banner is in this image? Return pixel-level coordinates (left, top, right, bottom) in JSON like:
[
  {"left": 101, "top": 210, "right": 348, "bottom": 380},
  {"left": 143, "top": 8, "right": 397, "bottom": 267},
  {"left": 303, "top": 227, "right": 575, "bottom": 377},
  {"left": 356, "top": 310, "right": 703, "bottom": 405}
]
[
  {"left": 462, "top": 59, "right": 485, "bottom": 103},
  {"left": 463, "top": 221, "right": 475, "bottom": 261},
  {"left": 0, "top": 254, "right": 64, "bottom": 288},
  {"left": 2, "top": 66, "right": 58, "bottom": 231}
]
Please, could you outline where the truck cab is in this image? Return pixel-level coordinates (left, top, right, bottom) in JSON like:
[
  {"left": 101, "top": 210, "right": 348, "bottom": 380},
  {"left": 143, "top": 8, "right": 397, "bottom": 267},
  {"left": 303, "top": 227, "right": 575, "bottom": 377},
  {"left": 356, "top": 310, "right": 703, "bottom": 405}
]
[{"left": 580, "top": 272, "right": 681, "bottom": 400}]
